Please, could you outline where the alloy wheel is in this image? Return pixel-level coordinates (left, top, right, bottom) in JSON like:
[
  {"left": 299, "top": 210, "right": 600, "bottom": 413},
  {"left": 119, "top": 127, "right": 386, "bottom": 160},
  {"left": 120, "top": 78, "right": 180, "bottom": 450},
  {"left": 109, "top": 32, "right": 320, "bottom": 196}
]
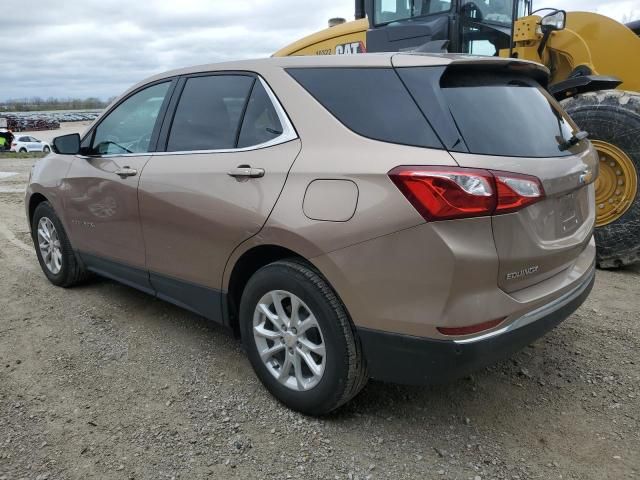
[
  {"left": 37, "top": 217, "right": 63, "bottom": 274},
  {"left": 253, "top": 290, "right": 326, "bottom": 391}
]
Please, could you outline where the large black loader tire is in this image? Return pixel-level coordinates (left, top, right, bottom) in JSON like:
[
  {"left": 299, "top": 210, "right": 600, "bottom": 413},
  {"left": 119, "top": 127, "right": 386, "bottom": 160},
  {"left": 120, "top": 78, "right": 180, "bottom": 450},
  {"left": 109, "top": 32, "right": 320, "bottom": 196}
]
[{"left": 562, "top": 90, "right": 640, "bottom": 269}]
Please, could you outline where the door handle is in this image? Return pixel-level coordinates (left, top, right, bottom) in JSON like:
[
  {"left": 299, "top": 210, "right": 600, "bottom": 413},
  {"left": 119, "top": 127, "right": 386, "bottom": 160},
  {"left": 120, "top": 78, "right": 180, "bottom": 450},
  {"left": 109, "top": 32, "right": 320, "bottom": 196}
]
[
  {"left": 227, "top": 166, "right": 265, "bottom": 179},
  {"left": 115, "top": 166, "right": 138, "bottom": 178}
]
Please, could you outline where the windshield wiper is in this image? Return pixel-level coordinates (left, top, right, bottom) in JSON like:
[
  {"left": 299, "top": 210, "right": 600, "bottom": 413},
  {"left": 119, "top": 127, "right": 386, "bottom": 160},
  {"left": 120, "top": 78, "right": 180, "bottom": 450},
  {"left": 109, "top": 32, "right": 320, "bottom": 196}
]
[{"left": 559, "top": 130, "right": 588, "bottom": 151}]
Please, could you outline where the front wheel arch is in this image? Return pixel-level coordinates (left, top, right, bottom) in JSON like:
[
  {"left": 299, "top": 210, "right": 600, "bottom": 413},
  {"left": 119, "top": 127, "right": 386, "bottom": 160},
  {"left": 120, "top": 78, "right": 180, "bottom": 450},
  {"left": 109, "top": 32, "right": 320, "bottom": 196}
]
[{"left": 28, "top": 192, "right": 49, "bottom": 225}]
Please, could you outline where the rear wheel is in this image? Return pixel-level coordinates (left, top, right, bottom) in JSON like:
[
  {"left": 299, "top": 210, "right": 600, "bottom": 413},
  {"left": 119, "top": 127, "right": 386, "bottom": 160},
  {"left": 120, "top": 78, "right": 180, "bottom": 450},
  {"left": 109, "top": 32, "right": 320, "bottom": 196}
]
[
  {"left": 562, "top": 90, "right": 640, "bottom": 268},
  {"left": 19, "top": 148, "right": 27, "bottom": 153},
  {"left": 43, "top": 146, "right": 50, "bottom": 153},
  {"left": 239, "top": 259, "right": 367, "bottom": 415}
]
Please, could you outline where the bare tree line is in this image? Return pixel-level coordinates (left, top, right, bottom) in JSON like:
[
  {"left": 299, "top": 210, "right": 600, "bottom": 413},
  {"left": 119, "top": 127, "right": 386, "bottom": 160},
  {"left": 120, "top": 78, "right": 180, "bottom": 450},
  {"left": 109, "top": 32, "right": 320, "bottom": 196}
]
[{"left": 0, "top": 97, "right": 115, "bottom": 112}]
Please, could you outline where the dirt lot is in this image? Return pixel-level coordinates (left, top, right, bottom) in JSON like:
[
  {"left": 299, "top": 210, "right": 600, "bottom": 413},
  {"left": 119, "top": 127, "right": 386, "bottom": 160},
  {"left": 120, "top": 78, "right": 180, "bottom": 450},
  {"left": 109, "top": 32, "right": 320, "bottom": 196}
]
[{"left": 0, "top": 151, "right": 638, "bottom": 480}]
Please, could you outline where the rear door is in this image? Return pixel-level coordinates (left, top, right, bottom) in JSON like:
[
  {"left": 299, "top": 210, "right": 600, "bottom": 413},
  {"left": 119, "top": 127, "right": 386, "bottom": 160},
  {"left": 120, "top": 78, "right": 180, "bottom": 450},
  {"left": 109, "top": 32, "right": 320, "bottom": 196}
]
[
  {"left": 138, "top": 72, "right": 300, "bottom": 320},
  {"left": 398, "top": 64, "right": 597, "bottom": 292}
]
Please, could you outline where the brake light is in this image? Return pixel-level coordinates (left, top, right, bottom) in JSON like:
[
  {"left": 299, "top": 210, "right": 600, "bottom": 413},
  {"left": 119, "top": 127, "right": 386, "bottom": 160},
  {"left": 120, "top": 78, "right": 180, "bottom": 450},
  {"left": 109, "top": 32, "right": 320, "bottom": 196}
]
[
  {"left": 388, "top": 166, "right": 544, "bottom": 221},
  {"left": 11, "top": 143, "right": 16, "bottom": 147}
]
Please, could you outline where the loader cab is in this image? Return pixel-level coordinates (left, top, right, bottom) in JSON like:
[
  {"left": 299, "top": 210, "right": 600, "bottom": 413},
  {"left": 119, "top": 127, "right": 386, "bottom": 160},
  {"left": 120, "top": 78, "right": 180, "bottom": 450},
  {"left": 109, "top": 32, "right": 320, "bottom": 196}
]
[{"left": 363, "top": 0, "right": 531, "bottom": 55}]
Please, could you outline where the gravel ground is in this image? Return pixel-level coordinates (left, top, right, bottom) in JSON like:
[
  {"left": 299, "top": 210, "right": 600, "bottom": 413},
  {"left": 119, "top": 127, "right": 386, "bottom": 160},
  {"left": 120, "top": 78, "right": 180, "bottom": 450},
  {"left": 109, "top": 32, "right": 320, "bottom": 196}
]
[{"left": 0, "top": 153, "right": 639, "bottom": 480}]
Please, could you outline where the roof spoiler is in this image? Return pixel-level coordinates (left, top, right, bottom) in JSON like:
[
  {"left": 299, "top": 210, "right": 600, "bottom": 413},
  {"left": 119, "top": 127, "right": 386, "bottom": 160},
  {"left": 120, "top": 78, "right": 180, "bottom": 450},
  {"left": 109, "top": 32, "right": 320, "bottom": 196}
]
[{"left": 447, "top": 58, "right": 550, "bottom": 89}]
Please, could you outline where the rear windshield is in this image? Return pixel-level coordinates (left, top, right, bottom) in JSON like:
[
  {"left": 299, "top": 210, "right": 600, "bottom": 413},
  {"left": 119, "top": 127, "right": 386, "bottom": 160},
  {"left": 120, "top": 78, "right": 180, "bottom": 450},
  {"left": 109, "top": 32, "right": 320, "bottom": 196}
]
[
  {"left": 287, "top": 68, "right": 443, "bottom": 149},
  {"left": 401, "top": 68, "right": 580, "bottom": 157}
]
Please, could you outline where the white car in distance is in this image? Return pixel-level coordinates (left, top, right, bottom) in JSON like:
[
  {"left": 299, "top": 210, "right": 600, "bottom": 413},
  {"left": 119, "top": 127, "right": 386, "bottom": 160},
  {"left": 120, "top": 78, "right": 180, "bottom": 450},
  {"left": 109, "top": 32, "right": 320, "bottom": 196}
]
[{"left": 11, "top": 135, "right": 51, "bottom": 153}]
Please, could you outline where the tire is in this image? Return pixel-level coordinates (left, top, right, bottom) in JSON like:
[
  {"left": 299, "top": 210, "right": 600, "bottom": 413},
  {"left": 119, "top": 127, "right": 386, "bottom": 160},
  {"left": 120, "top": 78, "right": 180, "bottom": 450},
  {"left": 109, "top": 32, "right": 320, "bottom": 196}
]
[
  {"left": 31, "top": 201, "right": 91, "bottom": 287},
  {"left": 43, "top": 146, "right": 50, "bottom": 153},
  {"left": 239, "top": 259, "right": 368, "bottom": 415},
  {"left": 562, "top": 90, "right": 640, "bottom": 268},
  {"left": 19, "top": 148, "right": 27, "bottom": 153}
]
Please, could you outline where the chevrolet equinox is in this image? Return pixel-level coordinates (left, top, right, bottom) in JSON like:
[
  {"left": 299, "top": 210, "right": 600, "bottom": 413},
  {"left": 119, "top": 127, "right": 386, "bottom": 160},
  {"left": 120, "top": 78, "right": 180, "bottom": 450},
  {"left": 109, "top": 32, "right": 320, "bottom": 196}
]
[{"left": 26, "top": 54, "right": 596, "bottom": 415}]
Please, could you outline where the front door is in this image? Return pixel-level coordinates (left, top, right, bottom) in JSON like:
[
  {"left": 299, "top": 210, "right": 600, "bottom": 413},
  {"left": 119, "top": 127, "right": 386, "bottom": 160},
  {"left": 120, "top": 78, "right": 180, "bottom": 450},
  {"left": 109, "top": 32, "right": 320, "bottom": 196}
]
[
  {"left": 138, "top": 73, "right": 300, "bottom": 320},
  {"left": 64, "top": 81, "right": 173, "bottom": 291}
]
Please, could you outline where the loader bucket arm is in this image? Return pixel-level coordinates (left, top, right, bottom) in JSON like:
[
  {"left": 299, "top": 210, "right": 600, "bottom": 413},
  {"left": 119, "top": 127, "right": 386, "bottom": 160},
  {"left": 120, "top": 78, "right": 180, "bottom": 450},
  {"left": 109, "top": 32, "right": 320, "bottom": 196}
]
[{"left": 508, "top": 12, "right": 640, "bottom": 91}]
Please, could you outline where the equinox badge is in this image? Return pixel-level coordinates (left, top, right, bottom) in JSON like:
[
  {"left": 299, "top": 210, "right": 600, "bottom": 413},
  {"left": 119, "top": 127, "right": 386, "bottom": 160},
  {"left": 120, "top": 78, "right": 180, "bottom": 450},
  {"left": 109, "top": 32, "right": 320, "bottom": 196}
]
[{"left": 506, "top": 265, "right": 540, "bottom": 280}]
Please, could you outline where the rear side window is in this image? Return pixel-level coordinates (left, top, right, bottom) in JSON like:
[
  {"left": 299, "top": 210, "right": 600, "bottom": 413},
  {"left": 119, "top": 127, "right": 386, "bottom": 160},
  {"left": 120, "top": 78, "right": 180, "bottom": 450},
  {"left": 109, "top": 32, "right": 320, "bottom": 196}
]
[
  {"left": 167, "top": 75, "right": 254, "bottom": 152},
  {"left": 237, "top": 81, "right": 283, "bottom": 148},
  {"left": 401, "top": 67, "right": 578, "bottom": 157},
  {"left": 287, "top": 68, "right": 442, "bottom": 149}
]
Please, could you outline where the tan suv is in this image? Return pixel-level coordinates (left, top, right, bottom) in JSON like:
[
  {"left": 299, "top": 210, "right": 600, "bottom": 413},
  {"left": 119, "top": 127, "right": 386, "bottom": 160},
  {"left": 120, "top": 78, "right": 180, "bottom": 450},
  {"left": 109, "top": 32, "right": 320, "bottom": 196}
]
[{"left": 26, "top": 53, "right": 596, "bottom": 415}]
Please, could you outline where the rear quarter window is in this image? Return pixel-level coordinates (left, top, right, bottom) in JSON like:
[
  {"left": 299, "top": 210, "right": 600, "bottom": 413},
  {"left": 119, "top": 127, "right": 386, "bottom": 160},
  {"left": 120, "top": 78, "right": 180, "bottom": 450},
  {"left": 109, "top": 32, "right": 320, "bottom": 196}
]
[{"left": 287, "top": 67, "right": 443, "bottom": 149}]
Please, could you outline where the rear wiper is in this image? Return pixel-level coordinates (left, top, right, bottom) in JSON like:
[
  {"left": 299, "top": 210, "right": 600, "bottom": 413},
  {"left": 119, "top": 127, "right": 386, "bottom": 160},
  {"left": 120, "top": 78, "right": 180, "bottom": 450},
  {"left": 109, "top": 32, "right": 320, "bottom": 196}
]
[{"left": 559, "top": 130, "right": 588, "bottom": 151}]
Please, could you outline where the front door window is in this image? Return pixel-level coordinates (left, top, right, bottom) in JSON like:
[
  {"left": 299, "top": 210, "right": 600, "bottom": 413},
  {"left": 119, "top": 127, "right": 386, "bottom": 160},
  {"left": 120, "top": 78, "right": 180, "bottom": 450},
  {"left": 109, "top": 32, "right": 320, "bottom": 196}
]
[{"left": 89, "top": 82, "right": 170, "bottom": 155}]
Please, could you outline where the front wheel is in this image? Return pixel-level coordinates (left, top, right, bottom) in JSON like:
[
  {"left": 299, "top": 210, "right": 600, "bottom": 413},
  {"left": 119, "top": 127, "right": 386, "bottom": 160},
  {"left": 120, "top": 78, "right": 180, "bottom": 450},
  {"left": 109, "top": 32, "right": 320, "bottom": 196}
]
[
  {"left": 19, "top": 148, "right": 27, "bottom": 153},
  {"left": 562, "top": 90, "right": 640, "bottom": 268},
  {"left": 239, "top": 259, "right": 367, "bottom": 415},
  {"left": 31, "top": 201, "right": 91, "bottom": 287},
  {"left": 43, "top": 146, "right": 50, "bottom": 153}
]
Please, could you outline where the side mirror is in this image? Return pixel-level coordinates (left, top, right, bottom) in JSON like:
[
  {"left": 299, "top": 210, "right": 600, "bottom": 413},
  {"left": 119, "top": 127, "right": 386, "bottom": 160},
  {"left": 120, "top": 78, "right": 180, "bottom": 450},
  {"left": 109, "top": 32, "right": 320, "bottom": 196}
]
[
  {"left": 52, "top": 133, "right": 81, "bottom": 155},
  {"left": 541, "top": 10, "right": 566, "bottom": 32}
]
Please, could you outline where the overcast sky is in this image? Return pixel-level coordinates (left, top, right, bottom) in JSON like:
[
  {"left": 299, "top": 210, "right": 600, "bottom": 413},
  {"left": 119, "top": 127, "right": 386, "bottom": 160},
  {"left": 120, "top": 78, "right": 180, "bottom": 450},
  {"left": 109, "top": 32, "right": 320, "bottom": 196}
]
[{"left": 1, "top": 0, "right": 638, "bottom": 101}]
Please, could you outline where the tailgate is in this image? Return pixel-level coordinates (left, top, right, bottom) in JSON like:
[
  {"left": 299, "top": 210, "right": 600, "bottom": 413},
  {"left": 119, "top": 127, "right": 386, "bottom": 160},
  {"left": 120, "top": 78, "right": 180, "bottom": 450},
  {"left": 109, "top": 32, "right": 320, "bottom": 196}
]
[
  {"left": 395, "top": 59, "right": 598, "bottom": 292},
  {"left": 452, "top": 149, "right": 597, "bottom": 292}
]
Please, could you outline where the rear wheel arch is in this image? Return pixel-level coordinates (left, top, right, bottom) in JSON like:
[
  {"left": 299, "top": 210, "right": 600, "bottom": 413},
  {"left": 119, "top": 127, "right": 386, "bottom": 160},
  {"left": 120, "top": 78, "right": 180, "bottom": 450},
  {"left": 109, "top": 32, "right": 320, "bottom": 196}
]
[{"left": 226, "top": 245, "right": 313, "bottom": 336}]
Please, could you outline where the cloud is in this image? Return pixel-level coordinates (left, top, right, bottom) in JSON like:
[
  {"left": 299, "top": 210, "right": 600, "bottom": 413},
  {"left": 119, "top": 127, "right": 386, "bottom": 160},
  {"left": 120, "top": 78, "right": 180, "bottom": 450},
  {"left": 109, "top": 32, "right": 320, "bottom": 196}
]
[
  {"left": 1, "top": 0, "right": 351, "bottom": 100},
  {"left": 1, "top": 0, "right": 638, "bottom": 100}
]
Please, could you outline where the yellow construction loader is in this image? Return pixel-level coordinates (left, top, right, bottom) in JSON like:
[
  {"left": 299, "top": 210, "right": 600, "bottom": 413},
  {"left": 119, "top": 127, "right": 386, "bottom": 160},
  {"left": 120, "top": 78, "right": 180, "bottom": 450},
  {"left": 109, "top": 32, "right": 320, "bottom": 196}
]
[{"left": 274, "top": 1, "right": 640, "bottom": 268}]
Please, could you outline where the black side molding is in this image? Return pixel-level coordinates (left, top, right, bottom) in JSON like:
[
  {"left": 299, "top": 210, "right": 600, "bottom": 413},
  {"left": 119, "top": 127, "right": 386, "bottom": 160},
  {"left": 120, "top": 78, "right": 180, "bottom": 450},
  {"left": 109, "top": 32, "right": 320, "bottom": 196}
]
[
  {"left": 80, "top": 251, "right": 154, "bottom": 295},
  {"left": 549, "top": 75, "right": 622, "bottom": 101},
  {"left": 150, "top": 272, "right": 224, "bottom": 323},
  {"left": 78, "top": 251, "right": 227, "bottom": 326}
]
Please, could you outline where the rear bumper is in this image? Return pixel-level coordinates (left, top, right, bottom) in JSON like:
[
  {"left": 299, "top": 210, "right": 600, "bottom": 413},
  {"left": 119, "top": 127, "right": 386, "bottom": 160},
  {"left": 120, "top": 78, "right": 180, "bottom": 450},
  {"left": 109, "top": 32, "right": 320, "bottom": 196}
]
[{"left": 357, "top": 265, "right": 595, "bottom": 385}]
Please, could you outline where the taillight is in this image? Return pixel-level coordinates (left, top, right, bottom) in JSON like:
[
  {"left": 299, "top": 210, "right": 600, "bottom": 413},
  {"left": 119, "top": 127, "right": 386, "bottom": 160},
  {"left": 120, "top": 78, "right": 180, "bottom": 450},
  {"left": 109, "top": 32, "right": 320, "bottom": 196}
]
[
  {"left": 11, "top": 143, "right": 16, "bottom": 147},
  {"left": 388, "top": 166, "right": 544, "bottom": 221},
  {"left": 493, "top": 171, "right": 544, "bottom": 214}
]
